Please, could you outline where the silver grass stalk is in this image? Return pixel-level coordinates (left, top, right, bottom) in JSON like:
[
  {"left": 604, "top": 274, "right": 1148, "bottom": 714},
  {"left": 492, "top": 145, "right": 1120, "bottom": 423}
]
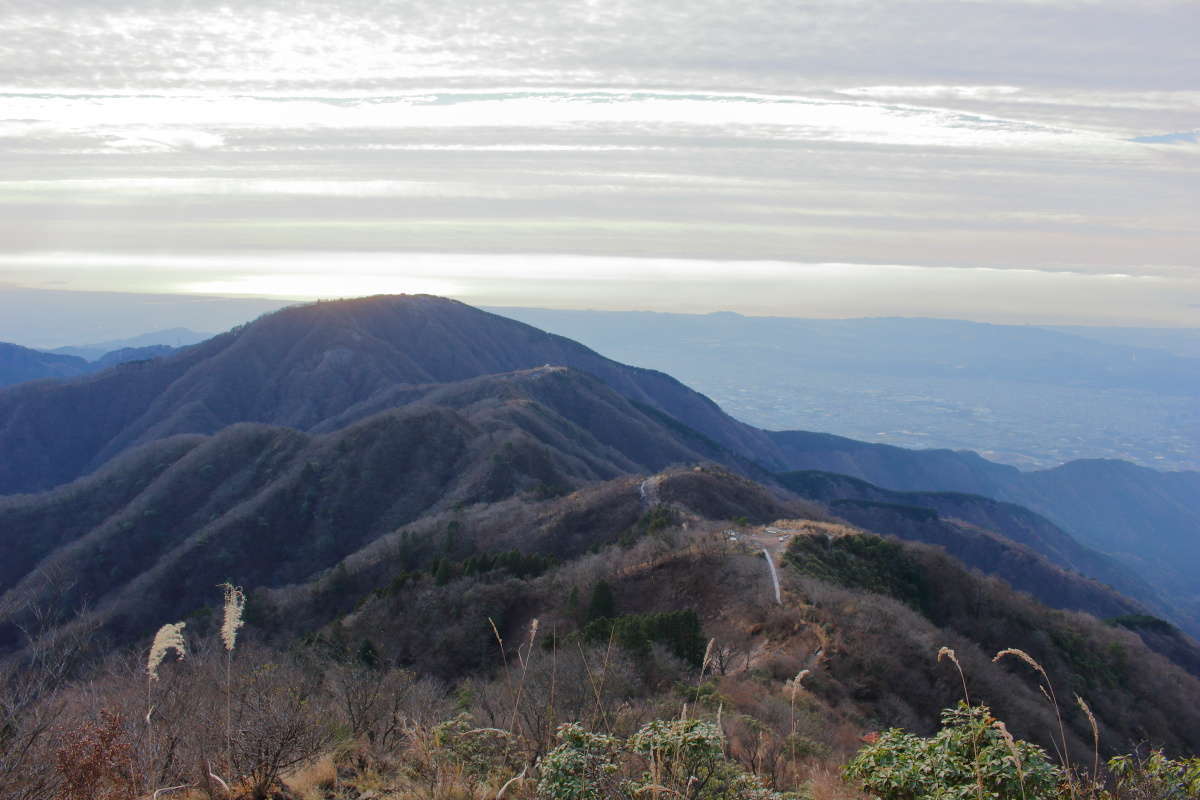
[
  {"left": 147, "top": 622, "right": 187, "bottom": 680},
  {"left": 790, "top": 669, "right": 811, "bottom": 702},
  {"left": 939, "top": 646, "right": 971, "bottom": 705},
  {"left": 701, "top": 638, "right": 716, "bottom": 679},
  {"left": 146, "top": 621, "right": 186, "bottom": 764},
  {"left": 1076, "top": 694, "right": 1101, "bottom": 784},
  {"left": 523, "top": 618, "right": 540, "bottom": 667},
  {"left": 218, "top": 582, "right": 246, "bottom": 778},
  {"left": 789, "top": 669, "right": 811, "bottom": 766},
  {"left": 995, "top": 647, "right": 1073, "bottom": 788},
  {"left": 993, "top": 720, "right": 1027, "bottom": 800},
  {"left": 691, "top": 637, "right": 718, "bottom": 719},
  {"left": 219, "top": 583, "right": 245, "bottom": 652},
  {"left": 509, "top": 618, "right": 540, "bottom": 738}
]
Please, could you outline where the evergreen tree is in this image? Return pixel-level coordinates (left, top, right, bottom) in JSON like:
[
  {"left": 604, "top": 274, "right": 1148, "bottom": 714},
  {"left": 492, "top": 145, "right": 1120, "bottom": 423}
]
[
  {"left": 433, "top": 558, "right": 453, "bottom": 586},
  {"left": 587, "top": 580, "right": 616, "bottom": 622},
  {"left": 356, "top": 638, "right": 380, "bottom": 669},
  {"left": 566, "top": 586, "right": 581, "bottom": 623}
]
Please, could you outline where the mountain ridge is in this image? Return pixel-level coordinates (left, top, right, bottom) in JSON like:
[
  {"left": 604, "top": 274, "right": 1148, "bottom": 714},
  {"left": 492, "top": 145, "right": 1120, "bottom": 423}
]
[
  {"left": 0, "top": 364, "right": 759, "bottom": 651},
  {"left": 0, "top": 295, "right": 776, "bottom": 496},
  {"left": 1, "top": 294, "right": 1196, "bottom": 636}
]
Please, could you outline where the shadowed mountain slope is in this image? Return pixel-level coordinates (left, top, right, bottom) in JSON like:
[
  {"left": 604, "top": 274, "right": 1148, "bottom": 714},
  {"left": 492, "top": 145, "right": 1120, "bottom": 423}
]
[
  {"left": 91, "top": 344, "right": 175, "bottom": 368},
  {"left": 769, "top": 432, "right": 1200, "bottom": 627},
  {"left": 0, "top": 341, "right": 180, "bottom": 388},
  {"left": 1, "top": 294, "right": 1196, "bottom": 635},
  {"left": 776, "top": 471, "right": 1161, "bottom": 606},
  {"left": 0, "top": 366, "right": 750, "bottom": 651},
  {"left": 0, "top": 375, "right": 1173, "bottom": 678},
  {"left": 0, "top": 342, "right": 92, "bottom": 386},
  {"left": 0, "top": 295, "right": 776, "bottom": 496}
]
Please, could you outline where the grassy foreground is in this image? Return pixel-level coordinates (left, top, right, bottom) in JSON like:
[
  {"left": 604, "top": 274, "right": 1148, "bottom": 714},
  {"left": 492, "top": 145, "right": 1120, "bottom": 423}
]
[{"left": 5, "top": 524, "right": 1200, "bottom": 799}]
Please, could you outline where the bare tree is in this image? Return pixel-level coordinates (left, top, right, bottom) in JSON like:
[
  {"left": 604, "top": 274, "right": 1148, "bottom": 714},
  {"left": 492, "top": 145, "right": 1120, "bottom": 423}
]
[{"left": 230, "top": 653, "right": 332, "bottom": 800}]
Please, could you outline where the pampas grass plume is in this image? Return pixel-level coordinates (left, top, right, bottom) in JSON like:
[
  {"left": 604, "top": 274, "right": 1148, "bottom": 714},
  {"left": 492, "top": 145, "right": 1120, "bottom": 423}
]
[
  {"left": 939, "top": 645, "right": 971, "bottom": 705},
  {"left": 147, "top": 622, "right": 187, "bottom": 680},
  {"left": 790, "top": 669, "right": 810, "bottom": 701},
  {"left": 220, "top": 582, "right": 246, "bottom": 652},
  {"left": 1077, "top": 693, "right": 1101, "bottom": 780},
  {"left": 993, "top": 648, "right": 1047, "bottom": 679},
  {"left": 937, "top": 646, "right": 960, "bottom": 669},
  {"left": 993, "top": 719, "right": 1026, "bottom": 790}
]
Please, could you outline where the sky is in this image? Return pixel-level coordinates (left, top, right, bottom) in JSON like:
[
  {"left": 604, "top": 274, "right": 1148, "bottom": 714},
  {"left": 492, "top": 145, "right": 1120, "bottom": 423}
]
[{"left": 1, "top": 0, "right": 1198, "bottom": 335}]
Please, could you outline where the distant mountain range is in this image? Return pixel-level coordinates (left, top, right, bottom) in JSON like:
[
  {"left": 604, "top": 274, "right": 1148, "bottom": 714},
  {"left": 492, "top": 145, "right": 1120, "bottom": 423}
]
[
  {"left": 0, "top": 295, "right": 1196, "bottom": 645},
  {"left": 0, "top": 328, "right": 213, "bottom": 388},
  {"left": 0, "top": 341, "right": 181, "bottom": 388},
  {"left": 49, "top": 328, "right": 211, "bottom": 361},
  {"left": 765, "top": 430, "right": 1200, "bottom": 629},
  {"left": 0, "top": 284, "right": 287, "bottom": 349},
  {"left": 489, "top": 307, "right": 1200, "bottom": 472},
  {"left": 1046, "top": 324, "right": 1200, "bottom": 359}
]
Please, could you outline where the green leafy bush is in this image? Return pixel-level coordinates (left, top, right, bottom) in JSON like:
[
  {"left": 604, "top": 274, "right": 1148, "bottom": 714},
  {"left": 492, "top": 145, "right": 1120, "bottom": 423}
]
[
  {"left": 537, "top": 723, "right": 625, "bottom": 800},
  {"left": 431, "top": 713, "right": 513, "bottom": 780},
  {"left": 844, "top": 703, "right": 1064, "bottom": 800},
  {"left": 537, "top": 719, "right": 804, "bottom": 800},
  {"left": 1108, "top": 750, "right": 1200, "bottom": 799},
  {"left": 630, "top": 718, "right": 797, "bottom": 800}
]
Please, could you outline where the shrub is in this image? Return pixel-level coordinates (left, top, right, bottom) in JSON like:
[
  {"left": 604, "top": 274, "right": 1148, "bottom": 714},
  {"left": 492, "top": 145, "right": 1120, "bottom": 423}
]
[
  {"left": 536, "top": 719, "right": 804, "bottom": 800},
  {"left": 537, "top": 722, "right": 626, "bottom": 800},
  {"left": 232, "top": 661, "right": 332, "bottom": 799},
  {"left": 630, "top": 718, "right": 797, "bottom": 799},
  {"left": 431, "top": 713, "right": 514, "bottom": 780},
  {"left": 54, "top": 710, "right": 138, "bottom": 800},
  {"left": 844, "top": 703, "right": 1064, "bottom": 800},
  {"left": 1108, "top": 750, "right": 1200, "bottom": 799}
]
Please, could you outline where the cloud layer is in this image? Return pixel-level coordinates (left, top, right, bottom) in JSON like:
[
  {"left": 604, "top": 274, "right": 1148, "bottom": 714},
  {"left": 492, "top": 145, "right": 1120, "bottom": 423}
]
[{"left": 1, "top": 0, "right": 1197, "bottom": 322}]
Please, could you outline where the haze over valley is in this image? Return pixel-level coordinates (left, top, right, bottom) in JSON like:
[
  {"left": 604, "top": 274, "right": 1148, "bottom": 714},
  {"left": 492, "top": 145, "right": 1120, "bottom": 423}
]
[{"left": 491, "top": 308, "right": 1200, "bottom": 471}]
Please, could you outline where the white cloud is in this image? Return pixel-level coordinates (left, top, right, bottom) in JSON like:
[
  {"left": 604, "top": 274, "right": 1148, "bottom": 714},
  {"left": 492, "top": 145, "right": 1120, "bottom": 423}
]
[
  {"left": 4, "top": 251, "right": 1194, "bottom": 325},
  {"left": 0, "top": 89, "right": 1136, "bottom": 155},
  {"left": 1, "top": 0, "right": 1196, "bottom": 323},
  {"left": 104, "top": 129, "right": 226, "bottom": 152}
]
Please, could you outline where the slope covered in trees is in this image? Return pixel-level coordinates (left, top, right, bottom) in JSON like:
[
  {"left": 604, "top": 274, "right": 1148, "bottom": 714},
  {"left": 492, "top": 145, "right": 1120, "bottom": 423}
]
[
  {"left": 6, "top": 490, "right": 1200, "bottom": 800},
  {"left": 0, "top": 296, "right": 774, "bottom": 496},
  {"left": 0, "top": 367, "right": 755, "bottom": 653},
  {"left": 2, "top": 294, "right": 1198, "bottom": 639}
]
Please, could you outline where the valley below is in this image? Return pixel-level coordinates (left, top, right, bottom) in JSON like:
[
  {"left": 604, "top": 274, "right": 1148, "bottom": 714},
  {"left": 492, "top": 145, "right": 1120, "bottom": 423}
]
[{"left": 490, "top": 308, "right": 1200, "bottom": 472}]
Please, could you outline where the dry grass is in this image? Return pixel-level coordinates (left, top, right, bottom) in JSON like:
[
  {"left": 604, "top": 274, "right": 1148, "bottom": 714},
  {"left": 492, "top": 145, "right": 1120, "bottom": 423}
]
[
  {"left": 768, "top": 520, "right": 861, "bottom": 539},
  {"left": 282, "top": 754, "right": 338, "bottom": 800},
  {"left": 938, "top": 646, "right": 971, "bottom": 706},
  {"left": 994, "top": 647, "right": 1075, "bottom": 786},
  {"left": 806, "top": 764, "right": 867, "bottom": 800}
]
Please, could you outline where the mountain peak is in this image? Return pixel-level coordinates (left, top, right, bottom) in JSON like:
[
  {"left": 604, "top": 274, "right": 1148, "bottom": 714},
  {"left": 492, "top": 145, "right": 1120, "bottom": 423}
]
[{"left": 0, "top": 295, "right": 773, "bottom": 495}]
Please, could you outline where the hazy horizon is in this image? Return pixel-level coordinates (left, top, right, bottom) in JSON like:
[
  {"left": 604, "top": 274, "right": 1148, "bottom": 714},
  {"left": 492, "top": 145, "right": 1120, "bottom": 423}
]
[{"left": 5, "top": 285, "right": 1200, "bottom": 351}]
